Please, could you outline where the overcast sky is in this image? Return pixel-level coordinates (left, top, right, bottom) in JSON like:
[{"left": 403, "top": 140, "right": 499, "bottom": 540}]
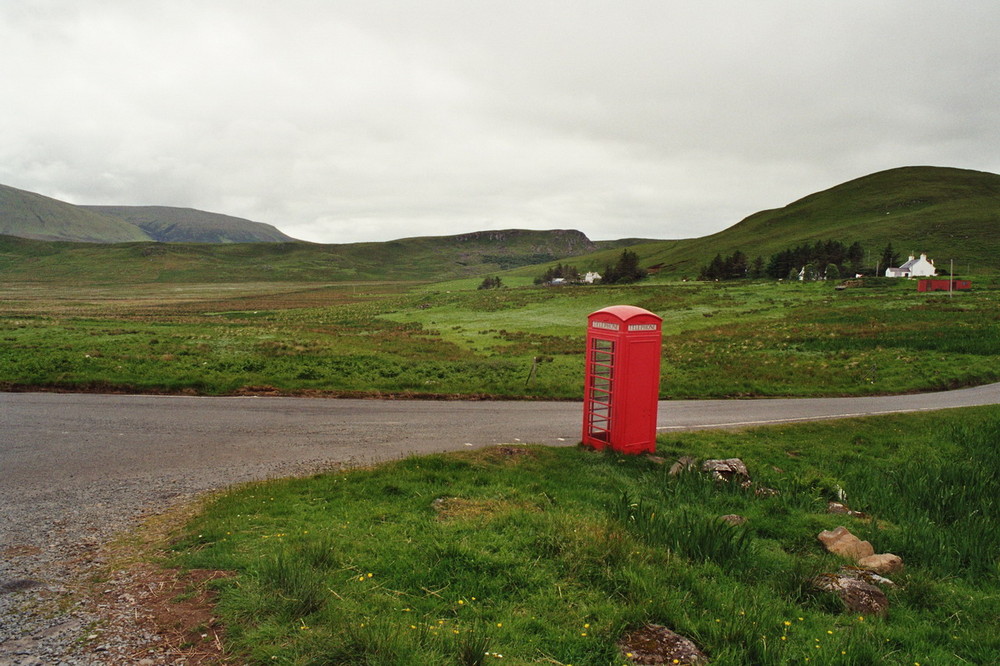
[{"left": 2, "top": 1, "right": 999, "bottom": 244}]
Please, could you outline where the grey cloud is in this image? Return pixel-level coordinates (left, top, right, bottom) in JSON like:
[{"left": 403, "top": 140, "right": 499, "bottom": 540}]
[{"left": 2, "top": 1, "right": 999, "bottom": 244}]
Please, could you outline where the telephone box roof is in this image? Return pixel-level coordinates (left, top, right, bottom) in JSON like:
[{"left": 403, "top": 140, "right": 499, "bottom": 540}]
[{"left": 589, "top": 305, "right": 661, "bottom": 322}]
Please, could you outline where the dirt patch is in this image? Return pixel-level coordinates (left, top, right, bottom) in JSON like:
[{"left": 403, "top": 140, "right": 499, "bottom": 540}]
[
  {"left": 431, "top": 496, "right": 541, "bottom": 521},
  {"left": 475, "top": 445, "right": 539, "bottom": 465},
  {"left": 89, "top": 565, "right": 232, "bottom": 664},
  {"left": 78, "top": 494, "right": 240, "bottom": 665},
  {"left": 0, "top": 578, "right": 45, "bottom": 595}
]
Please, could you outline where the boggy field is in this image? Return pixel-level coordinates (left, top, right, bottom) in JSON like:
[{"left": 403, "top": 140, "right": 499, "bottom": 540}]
[{"left": 2, "top": 278, "right": 999, "bottom": 399}]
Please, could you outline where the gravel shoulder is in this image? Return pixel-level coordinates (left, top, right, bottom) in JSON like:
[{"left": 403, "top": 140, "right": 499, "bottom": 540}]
[{"left": 0, "top": 458, "right": 333, "bottom": 666}]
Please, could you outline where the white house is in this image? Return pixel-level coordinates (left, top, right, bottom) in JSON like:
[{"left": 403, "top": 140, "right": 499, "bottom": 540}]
[
  {"left": 885, "top": 253, "right": 936, "bottom": 278},
  {"left": 583, "top": 271, "right": 602, "bottom": 284}
]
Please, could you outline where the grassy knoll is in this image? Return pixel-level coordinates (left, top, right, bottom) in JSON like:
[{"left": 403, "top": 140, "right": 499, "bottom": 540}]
[
  {"left": 3, "top": 278, "right": 1000, "bottom": 398},
  {"left": 164, "top": 406, "right": 1000, "bottom": 665}
]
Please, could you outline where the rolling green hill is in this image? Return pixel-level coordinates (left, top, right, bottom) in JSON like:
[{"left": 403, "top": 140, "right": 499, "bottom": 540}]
[
  {"left": 83, "top": 205, "right": 297, "bottom": 243},
  {"left": 3, "top": 166, "right": 998, "bottom": 284},
  {"left": 0, "top": 183, "right": 153, "bottom": 243},
  {"left": 0, "top": 228, "right": 597, "bottom": 284},
  {"left": 510, "top": 166, "right": 1000, "bottom": 280}
]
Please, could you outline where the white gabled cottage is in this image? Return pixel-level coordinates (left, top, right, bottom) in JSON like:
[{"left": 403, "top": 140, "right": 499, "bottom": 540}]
[{"left": 885, "top": 253, "right": 936, "bottom": 278}]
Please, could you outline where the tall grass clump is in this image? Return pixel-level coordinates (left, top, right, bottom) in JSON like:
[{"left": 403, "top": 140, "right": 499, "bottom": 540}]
[
  {"left": 611, "top": 492, "right": 757, "bottom": 570},
  {"left": 254, "top": 549, "right": 328, "bottom": 618},
  {"left": 845, "top": 420, "right": 1000, "bottom": 579}
]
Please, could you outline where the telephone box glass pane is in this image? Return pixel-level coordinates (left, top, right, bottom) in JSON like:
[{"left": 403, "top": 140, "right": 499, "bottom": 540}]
[
  {"left": 593, "top": 363, "right": 613, "bottom": 378},
  {"left": 591, "top": 350, "right": 614, "bottom": 364},
  {"left": 589, "top": 416, "right": 610, "bottom": 433},
  {"left": 589, "top": 387, "right": 611, "bottom": 403}
]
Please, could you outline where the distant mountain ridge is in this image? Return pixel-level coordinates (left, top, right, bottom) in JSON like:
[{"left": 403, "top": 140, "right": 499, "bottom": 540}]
[
  {"left": 0, "top": 183, "right": 151, "bottom": 243},
  {"left": 84, "top": 205, "right": 296, "bottom": 243},
  {"left": 0, "top": 183, "right": 298, "bottom": 243}
]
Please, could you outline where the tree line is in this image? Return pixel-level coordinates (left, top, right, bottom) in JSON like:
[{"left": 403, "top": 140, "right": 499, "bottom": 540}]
[
  {"left": 534, "top": 249, "right": 647, "bottom": 285},
  {"left": 700, "top": 241, "right": 902, "bottom": 281}
]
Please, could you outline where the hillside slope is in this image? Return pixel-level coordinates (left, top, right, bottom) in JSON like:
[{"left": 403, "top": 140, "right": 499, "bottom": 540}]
[
  {"left": 0, "top": 228, "right": 598, "bottom": 284},
  {"left": 84, "top": 205, "right": 297, "bottom": 243},
  {"left": 0, "top": 184, "right": 153, "bottom": 243},
  {"left": 656, "top": 166, "right": 1000, "bottom": 276},
  {"left": 511, "top": 166, "right": 1000, "bottom": 279}
]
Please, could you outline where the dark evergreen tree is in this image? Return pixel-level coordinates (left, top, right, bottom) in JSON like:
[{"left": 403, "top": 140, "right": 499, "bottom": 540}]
[
  {"left": 727, "top": 250, "right": 749, "bottom": 280},
  {"left": 478, "top": 276, "right": 503, "bottom": 289},
  {"left": 699, "top": 254, "right": 726, "bottom": 280},
  {"left": 880, "top": 243, "right": 900, "bottom": 271},
  {"left": 603, "top": 249, "right": 647, "bottom": 284},
  {"left": 535, "top": 263, "right": 582, "bottom": 284},
  {"left": 847, "top": 241, "right": 865, "bottom": 273}
]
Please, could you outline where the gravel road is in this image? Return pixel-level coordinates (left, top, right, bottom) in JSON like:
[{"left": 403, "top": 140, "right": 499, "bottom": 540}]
[{"left": 3, "top": 385, "right": 1000, "bottom": 664}]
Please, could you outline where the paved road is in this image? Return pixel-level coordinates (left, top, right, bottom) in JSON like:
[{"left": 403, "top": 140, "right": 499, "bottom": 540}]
[{"left": 5, "top": 383, "right": 1000, "bottom": 497}]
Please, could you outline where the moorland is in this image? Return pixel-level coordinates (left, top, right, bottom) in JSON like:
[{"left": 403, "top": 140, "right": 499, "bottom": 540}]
[
  {"left": 3, "top": 165, "right": 1000, "bottom": 400},
  {"left": 4, "top": 164, "right": 1000, "bottom": 664},
  {"left": 2, "top": 277, "right": 999, "bottom": 399}
]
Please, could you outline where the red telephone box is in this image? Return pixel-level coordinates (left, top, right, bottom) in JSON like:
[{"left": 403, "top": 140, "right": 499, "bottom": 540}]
[{"left": 582, "top": 305, "right": 662, "bottom": 454}]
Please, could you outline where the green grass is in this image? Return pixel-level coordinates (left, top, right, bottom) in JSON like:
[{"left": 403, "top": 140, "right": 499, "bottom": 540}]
[
  {"left": 3, "top": 278, "right": 1000, "bottom": 398},
  {"left": 167, "top": 406, "right": 1000, "bottom": 665}
]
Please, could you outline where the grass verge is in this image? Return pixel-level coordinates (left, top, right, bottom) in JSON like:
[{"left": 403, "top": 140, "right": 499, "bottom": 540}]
[{"left": 166, "top": 406, "right": 1000, "bottom": 665}]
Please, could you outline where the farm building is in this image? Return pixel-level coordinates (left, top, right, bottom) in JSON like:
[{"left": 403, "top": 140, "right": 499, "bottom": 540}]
[
  {"left": 885, "top": 253, "right": 936, "bottom": 278},
  {"left": 917, "top": 279, "right": 971, "bottom": 292}
]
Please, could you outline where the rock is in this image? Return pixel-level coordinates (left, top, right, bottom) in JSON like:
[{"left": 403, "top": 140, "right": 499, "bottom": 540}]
[
  {"left": 719, "top": 514, "right": 747, "bottom": 526},
  {"left": 827, "top": 501, "right": 868, "bottom": 519},
  {"left": 646, "top": 455, "right": 667, "bottom": 465},
  {"left": 838, "top": 566, "right": 897, "bottom": 588},
  {"left": 754, "top": 486, "right": 779, "bottom": 497},
  {"left": 818, "top": 526, "right": 874, "bottom": 561},
  {"left": 668, "top": 456, "right": 698, "bottom": 476},
  {"left": 813, "top": 572, "right": 890, "bottom": 616},
  {"left": 701, "top": 458, "right": 750, "bottom": 485},
  {"left": 619, "top": 624, "right": 709, "bottom": 665},
  {"left": 857, "top": 553, "right": 904, "bottom": 574}
]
